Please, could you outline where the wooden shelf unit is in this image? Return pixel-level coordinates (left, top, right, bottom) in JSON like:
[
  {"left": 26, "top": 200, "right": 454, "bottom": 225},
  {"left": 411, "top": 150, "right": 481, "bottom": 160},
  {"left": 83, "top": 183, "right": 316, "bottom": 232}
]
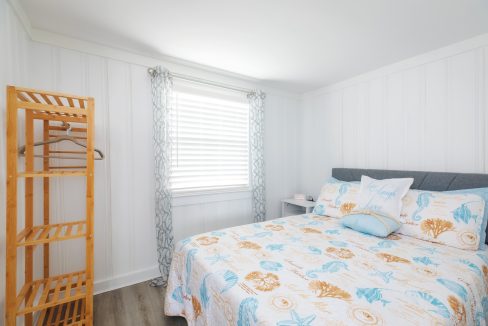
[{"left": 5, "top": 86, "right": 95, "bottom": 326}]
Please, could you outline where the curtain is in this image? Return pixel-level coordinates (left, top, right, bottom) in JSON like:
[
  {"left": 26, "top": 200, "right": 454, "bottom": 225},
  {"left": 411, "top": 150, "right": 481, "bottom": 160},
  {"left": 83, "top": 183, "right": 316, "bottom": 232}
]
[
  {"left": 248, "top": 90, "right": 266, "bottom": 223},
  {"left": 149, "top": 66, "right": 175, "bottom": 286}
]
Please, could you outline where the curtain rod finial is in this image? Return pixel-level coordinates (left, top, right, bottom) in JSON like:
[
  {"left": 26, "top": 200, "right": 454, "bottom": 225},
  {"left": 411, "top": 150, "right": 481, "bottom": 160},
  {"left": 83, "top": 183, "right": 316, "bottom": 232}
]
[{"left": 148, "top": 66, "right": 163, "bottom": 77}]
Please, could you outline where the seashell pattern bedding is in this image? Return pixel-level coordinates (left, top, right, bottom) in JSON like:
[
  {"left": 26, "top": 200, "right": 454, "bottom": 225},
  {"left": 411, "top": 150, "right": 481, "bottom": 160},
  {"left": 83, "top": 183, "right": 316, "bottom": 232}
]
[{"left": 165, "top": 214, "right": 488, "bottom": 325}]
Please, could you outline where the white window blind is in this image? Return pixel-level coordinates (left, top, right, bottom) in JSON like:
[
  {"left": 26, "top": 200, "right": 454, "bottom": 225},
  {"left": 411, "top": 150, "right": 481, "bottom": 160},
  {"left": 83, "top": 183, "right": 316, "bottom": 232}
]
[{"left": 169, "top": 81, "right": 250, "bottom": 194}]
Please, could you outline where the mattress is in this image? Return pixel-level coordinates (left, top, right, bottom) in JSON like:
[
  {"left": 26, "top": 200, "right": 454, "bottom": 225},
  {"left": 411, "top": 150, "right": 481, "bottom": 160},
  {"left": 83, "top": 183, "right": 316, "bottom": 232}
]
[{"left": 165, "top": 214, "right": 488, "bottom": 325}]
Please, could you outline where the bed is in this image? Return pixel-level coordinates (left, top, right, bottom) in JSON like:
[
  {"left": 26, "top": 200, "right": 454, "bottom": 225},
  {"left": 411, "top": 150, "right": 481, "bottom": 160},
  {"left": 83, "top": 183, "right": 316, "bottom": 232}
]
[{"left": 165, "top": 169, "right": 488, "bottom": 325}]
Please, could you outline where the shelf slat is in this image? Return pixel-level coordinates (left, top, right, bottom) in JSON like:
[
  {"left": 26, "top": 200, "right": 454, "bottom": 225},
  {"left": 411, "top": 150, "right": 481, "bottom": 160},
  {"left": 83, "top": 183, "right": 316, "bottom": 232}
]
[
  {"left": 18, "top": 170, "right": 87, "bottom": 177},
  {"left": 16, "top": 271, "right": 87, "bottom": 316},
  {"left": 37, "top": 298, "right": 86, "bottom": 326},
  {"left": 15, "top": 86, "right": 91, "bottom": 101},
  {"left": 18, "top": 99, "right": 87, "bottom": 116},
  {"left": 17, "top": 221, "right": 87, "bottom": 246},
  {"left": 32, "top": 112, "right": 87, "bottom": 123}
]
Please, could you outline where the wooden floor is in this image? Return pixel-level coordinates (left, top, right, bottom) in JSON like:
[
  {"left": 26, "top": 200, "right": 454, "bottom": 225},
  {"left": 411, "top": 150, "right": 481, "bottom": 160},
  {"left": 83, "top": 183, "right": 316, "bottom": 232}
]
[{"left": 94, "top": 281, "right": 187, "bottom": 326}]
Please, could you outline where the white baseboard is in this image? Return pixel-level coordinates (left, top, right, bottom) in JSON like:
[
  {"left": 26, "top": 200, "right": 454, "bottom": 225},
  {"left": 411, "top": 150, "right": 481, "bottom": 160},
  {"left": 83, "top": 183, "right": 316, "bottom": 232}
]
[{"left": 94, "top": 265, "right": 160, "bottom": 295}]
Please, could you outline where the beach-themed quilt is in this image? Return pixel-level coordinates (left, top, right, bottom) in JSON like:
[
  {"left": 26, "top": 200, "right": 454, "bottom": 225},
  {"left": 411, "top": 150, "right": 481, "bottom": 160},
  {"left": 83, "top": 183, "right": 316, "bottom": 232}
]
[{"left": 165, "top": 214, "right": 488, "bottom": 325}]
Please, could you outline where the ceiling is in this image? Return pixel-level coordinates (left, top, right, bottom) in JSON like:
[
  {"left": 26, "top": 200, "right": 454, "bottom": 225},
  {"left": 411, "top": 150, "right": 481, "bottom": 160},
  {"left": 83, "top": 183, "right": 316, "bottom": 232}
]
[{"left": 18, "top": 0, "right": 488, "bottom": 92}]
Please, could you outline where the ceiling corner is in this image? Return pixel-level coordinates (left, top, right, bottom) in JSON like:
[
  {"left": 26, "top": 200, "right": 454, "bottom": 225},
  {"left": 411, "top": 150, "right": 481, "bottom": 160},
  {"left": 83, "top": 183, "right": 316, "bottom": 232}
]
[{"left": 7, "top": 0, "right": 33, "bottom": 38}]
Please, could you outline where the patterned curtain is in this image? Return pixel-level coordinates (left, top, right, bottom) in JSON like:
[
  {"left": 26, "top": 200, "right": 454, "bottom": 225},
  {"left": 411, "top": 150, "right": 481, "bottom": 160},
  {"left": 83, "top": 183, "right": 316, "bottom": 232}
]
[
  {"left": 248, "top": 90, "right": 266, "bottom": 223},
  {"left": 149, "top": 66, "right": 175, "bottom": 287}
]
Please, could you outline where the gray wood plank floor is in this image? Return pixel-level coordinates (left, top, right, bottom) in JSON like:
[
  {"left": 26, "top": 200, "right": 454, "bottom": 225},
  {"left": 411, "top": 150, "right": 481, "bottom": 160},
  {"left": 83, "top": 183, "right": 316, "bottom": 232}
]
[{"left": 94, "top": 281, "right": 187, "bottom": 326}]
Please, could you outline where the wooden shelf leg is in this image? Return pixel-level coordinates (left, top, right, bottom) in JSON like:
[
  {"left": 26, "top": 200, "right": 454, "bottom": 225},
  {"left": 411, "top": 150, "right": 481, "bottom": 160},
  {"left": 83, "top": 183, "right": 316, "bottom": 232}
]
[
  {"left": 25, "top": 110, "right": 34, "bottom": 326},
  {"left": 6, "top": 86, "right": 18, "bottom": 326},
  {"left": 43, "top": 120, "right": 50, "bottom": 279},
  {"left": 85, "top": 98, "right": 95, "bottom": 326}
]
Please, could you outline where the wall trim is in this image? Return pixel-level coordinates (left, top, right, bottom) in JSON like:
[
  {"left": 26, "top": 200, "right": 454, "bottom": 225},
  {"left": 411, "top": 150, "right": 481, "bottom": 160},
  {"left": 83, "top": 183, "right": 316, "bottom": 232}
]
[
  {"left": 94, "top": 266, "right": 160, "bottom": 295},
  {"left": 29, "top": 29, "right": 300, "bottom": 98},
  {"left": 305, "top": 33, "right": 488, "bottom": 98},
  {"left": 8, "top": 0, "right": 488, "bottom": 100},
  {"left": 7, "top": 0, "right": 299, "bottom": 99}
]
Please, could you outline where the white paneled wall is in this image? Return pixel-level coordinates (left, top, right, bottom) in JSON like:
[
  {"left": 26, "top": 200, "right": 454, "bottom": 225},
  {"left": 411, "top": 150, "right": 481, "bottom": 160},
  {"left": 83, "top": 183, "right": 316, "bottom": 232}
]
[
  {"left": 1, "top": 0, "right": 300, "bottom": 301},
  {"left": 299, "top": 35, "right": 488, "bottom": 197},
  {"left": 266, "top": 93, "right": 300, "bottom": 218},
  {"left": 23, "top": 42, "right": 300, "bottom": 293},
  {"left": 0, "top": 0, "right": 30, "bottom": 320}
]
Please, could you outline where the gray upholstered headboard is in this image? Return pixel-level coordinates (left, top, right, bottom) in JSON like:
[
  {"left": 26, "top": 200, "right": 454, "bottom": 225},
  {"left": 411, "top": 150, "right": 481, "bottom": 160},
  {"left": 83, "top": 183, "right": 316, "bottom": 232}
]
[{"left": 332, "top": 168, "right": 488, "bottom": 244}]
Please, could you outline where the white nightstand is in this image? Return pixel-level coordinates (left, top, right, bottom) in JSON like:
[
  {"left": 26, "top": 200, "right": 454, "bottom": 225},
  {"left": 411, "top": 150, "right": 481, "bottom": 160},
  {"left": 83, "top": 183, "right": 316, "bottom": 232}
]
[{"left": 281, "top": 198, "right": 316, "bottom": 217}]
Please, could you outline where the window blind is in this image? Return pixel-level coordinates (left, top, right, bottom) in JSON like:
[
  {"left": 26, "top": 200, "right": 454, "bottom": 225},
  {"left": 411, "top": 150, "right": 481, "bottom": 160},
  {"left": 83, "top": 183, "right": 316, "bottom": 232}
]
[{"left": 169, "top": 81, "right": 250, "bottom": 193}]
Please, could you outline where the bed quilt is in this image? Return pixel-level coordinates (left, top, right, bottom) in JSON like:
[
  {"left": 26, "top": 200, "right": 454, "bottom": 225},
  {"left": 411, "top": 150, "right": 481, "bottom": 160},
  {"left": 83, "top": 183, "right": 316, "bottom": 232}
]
[{"left": 165, "top": 214, "right": 488, "bottom": 325}]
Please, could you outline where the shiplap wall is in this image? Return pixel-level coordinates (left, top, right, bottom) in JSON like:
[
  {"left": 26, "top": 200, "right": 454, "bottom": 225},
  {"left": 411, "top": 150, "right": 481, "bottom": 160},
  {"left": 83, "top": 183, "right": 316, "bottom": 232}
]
[
  {"left": 1, "top": 0, "right": 300, "bottom": 302},
  {"left": 299, "top": 34, "right": 488, "bottom": 196},
  {"left": 0, "top": 0, "right": 30, "bottom": 320},
  {"left": 25, "top": 41, "right": 299, "bottom": 292}
]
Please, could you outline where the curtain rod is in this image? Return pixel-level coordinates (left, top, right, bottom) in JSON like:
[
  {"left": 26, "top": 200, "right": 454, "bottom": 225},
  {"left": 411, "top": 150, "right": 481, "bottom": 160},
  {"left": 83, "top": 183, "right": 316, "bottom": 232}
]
[{"left": 147, "top": 68, "right": 253, "bottom": 94}]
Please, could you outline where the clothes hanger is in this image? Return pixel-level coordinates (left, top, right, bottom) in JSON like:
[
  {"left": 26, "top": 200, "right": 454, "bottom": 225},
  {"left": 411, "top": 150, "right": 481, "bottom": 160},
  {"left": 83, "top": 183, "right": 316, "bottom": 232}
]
[{"left": 18, "top": 122, "right": 104, "bottom": 160}]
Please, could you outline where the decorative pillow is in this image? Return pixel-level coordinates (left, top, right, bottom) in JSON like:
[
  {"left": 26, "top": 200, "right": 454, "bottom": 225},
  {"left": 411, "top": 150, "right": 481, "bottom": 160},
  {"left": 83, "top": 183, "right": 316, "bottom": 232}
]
[
  {"left": 341, "top": 212, "right": 401, "bottom": 237},
  {"left": 313, "top": 178, "right": 360, "bottom": 217},
  {"left": 399, "top": 190, "right": 485, "bottom": 250},
  {"left": 446, "top": 188, "right": 488, "bottom": 249},
  {"left": 356, "top": 176, "right": 414, "bottom": 219}
]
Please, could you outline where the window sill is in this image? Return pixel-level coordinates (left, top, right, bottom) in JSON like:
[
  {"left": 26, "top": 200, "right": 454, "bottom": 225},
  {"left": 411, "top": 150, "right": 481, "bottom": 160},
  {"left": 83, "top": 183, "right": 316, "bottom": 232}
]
[{"left": 172, "top": 188, "right": 251, "bottom": 207}]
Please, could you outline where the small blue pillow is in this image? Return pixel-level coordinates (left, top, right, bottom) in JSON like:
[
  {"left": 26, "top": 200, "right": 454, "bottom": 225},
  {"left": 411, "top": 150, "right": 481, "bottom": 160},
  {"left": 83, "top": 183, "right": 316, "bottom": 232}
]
[
  {"left": 447, "top": 187, "right": 488, "bottom": 248},
  {"left": 341, "top": 212, "right": 401, "bottom": 237}
]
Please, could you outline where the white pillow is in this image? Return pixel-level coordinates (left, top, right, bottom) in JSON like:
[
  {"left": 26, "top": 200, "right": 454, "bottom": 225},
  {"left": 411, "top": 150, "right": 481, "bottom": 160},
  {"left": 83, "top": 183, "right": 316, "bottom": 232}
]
[{"left": 356, "top": 175, "right": 414, "bottom": 219}]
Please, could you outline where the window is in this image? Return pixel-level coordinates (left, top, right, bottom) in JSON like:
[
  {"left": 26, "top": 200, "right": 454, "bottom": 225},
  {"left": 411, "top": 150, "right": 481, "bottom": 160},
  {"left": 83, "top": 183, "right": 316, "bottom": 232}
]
[{"left": 169, "top": 81, "right": 250, "bottom": 194}]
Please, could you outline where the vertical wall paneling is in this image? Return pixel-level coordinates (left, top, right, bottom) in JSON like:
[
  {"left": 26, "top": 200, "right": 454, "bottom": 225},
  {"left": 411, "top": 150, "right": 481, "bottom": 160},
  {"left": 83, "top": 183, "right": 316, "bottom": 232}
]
[
  {"left": 264, "top": 94, "right": 283, "bottom": 220},
  {"left": 107, "top": 60, "right": 134, "bottom": 276},
  {"left": 342, "top": 85, "right": 360, "bottom": 167},
  {"left": 55, "top": 48, "right": 88, "bottom": 275},
  {"left": 130, "top": 64, "right": 157, "bottom": 270},
  {"left": 402, "top": 67, "right": 424, "bottom": 170},
  {"left": 446, "top": 51, "right": 478, "bottom": 172},
  {"left": 301, "top": 36, "right": 488, "bottom": 196},
  {"left": 477, "top": 48, "right": 486, "bottom": 173},
  {"left": 367, "top": 78, "right": 386, "bottom": 169},
  {"left": 265, "top": 94, "right": 299, "bottom": 218},
  {"left": 319, "top": 92, "right": 343, "bottom": 182},
  {"left": 13, "top": 34, "right": 300, "bottom": 293},
  {"left": 86, "top": 54, "right": 112, "bottom": 281},
  {"left": 485, "top": 46, "right": 488, "bottom": 173},
  {"left": 357, "top": 83, "right": 368, "bottom": 168},
  {"left": 299, "top": 91, "right": 343, "bottom": 195},
  {"left": 385, "top": 72, "right": 404, "bottom": 170},
  {"left": 0, "top": 0, "right": 301, "bottom": 296},
  {"left": 423, "top": 60, "right": 448, "bottom": 171},
  {"left": 0, "top": 0, "right": 30, "bottom": 320}
]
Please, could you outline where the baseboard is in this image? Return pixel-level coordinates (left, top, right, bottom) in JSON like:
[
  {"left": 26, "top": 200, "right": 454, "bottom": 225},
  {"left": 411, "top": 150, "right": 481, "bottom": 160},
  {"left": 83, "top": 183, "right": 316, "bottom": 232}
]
[{"left": 94, "top": 265, "right": 160, "bottom": 295}]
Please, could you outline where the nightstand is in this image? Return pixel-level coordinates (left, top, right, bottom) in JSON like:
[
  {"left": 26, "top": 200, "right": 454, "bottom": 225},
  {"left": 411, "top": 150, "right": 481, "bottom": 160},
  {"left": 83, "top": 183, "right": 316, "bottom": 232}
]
[{"left": 281, "top": 198, "right": 316, "bottom": 217}]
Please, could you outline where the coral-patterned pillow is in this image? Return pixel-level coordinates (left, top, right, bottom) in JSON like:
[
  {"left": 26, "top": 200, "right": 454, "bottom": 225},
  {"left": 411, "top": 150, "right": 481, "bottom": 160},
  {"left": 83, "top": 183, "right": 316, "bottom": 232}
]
[
  {"left": 313, "top": 178, "right": 360, "bottom": 218},
  {"left": 398, "top": 190, "right": 485, "bottom": 250}
]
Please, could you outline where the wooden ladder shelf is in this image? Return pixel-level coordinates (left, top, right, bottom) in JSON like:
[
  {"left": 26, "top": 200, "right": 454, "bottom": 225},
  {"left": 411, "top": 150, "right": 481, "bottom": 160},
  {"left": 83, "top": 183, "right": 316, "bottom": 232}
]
[{"left": 5, "top": 86, "right": 96, "bottom": 326}]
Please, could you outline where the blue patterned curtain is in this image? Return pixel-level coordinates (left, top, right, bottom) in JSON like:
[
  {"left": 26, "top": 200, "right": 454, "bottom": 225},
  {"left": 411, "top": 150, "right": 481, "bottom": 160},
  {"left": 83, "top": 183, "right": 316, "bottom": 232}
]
[
  {"left": 149, "top": 66, "right": 175, "bottom": 286},
  {"left": 248, "top": 90, "right": 266, "bottom": 222}
]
